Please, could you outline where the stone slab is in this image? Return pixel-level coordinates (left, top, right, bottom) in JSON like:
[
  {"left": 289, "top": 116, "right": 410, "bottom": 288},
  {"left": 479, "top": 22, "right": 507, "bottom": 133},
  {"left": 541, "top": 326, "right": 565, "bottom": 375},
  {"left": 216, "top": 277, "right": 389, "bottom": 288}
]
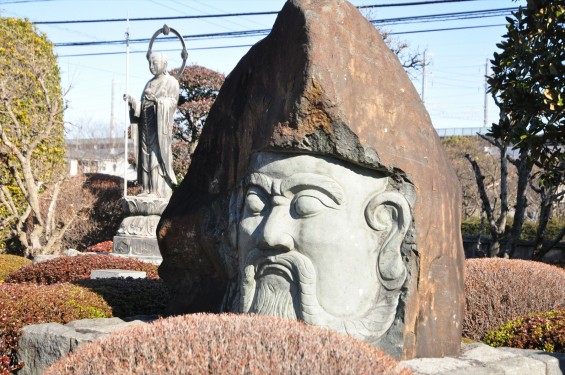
[
  {"left": 90, "top": 269, "right": 147, "bottom": 279},
  {"left": 401, "top": 343, "right": 562, "bottom": 375},
  {"left": 112, "top": 234, "right": 162, "bottom": 258}
]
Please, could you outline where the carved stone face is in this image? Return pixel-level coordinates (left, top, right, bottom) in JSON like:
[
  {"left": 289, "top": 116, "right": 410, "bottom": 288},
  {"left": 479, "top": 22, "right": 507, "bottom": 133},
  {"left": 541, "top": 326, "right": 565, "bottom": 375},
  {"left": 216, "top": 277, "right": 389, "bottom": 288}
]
[
  {"left": 149, "top": 53, "right": 167, "bottom": 76},
  {"left": 236, "top": 152, "right": 412, "bottom": 343}
]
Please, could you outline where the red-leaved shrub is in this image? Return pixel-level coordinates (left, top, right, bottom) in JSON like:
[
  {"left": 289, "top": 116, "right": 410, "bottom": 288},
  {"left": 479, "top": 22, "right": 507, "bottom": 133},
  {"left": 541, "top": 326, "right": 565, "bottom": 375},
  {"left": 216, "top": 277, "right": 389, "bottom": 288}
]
[
  {"left": 0, "top": 283, "right": 112, "bottom": 373},
  {"left": 464, "top": 258, "right": 565, "bottom": 341},
  {"left": 0, "top": 305, "right": 26, "bottom": 374},
  {"left": 83, "top": 241, "right": 113, "bottom": 253},
  {"left": 0, "top": 255, "right": 31, "bottom": 282},
  {"left": 4, "top": 255, "right": 158, "bottom": 284},
  {"left": 45, "top": 314, "right": 412, "bottom": 375}
]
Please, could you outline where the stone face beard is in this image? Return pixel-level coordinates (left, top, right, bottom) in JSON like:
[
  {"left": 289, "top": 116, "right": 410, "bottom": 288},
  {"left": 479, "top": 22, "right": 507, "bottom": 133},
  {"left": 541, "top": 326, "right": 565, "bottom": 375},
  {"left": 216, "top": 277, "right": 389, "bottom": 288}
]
[{"left": 240, "top": 248, "right": 401, "bottom": 344}]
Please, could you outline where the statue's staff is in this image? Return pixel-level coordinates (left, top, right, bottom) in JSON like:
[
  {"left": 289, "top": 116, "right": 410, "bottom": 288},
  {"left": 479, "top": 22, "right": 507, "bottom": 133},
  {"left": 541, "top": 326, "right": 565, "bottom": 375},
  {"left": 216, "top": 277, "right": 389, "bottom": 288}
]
[{"left": 123, "top": 15, "right": 130, "bottom": 197}]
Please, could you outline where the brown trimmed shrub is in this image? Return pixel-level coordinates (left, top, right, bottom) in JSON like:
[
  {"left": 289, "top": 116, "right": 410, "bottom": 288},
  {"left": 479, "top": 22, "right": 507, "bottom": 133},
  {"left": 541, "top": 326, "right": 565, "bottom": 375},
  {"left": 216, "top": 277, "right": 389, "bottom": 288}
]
[
  {"left": 483, "top": 309, "right": 565, "bottom": 353},
  {"left": 75, "top": 278, "right": 170, "bottom": 318},
  {"left": 0, "top": 255, "right": 31, "bottom": 282},
  {"left": 464, "top": 258, "right": 565, "bottom": 341},
  {"left": 0, "top": 283, "right": 112, "bottom": 373},
  {"left": 4, "top": 254, "right": 158, "bottom": 284},
  {"left": 46, "top": 314, "right": 412, "bottom": 375}
]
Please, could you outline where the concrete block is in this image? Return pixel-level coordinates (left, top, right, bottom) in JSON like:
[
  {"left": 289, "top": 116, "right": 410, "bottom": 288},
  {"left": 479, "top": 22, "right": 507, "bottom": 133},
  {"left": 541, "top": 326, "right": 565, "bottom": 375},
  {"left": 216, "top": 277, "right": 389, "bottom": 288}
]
[{"left": 90, "top": 269, "right": 146, "bottom": 279}]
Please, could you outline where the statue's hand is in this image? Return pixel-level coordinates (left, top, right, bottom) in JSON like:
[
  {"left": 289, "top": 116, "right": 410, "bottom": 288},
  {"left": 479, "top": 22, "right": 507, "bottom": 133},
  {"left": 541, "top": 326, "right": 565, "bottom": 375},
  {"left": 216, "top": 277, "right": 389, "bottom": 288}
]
[{"left": 123, "top": 94, "right": 134, "bottom": 105}]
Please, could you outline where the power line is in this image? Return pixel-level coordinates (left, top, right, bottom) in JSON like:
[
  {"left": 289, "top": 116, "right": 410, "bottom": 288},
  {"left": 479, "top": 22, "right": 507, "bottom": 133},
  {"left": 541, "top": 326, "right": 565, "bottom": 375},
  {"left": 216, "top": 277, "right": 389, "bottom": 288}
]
[
  {"left": 370, "top": 7, "right": 517, "bottom": 26},
  {"left": 32, "top": 0, "right": 485, "bottom": 25},
  {"left": 53, "top": 7, "right": 517, "bottom": 48},
  {"left": 56, "top": 23, "right": 506, "bottom": 58}
]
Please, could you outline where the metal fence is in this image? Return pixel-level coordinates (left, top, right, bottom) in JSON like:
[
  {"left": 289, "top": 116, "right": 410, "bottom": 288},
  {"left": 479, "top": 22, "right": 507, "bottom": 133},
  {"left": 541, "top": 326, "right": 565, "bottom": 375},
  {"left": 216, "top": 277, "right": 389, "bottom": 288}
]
[{"left": 434, "top": 127, "right": 489, "bottom": 138}]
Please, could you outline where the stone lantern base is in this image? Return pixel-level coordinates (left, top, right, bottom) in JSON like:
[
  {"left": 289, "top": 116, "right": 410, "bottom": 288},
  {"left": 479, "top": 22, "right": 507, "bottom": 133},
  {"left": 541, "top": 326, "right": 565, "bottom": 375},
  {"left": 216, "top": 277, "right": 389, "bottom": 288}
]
[{"left": 112, "top": 195, "right": 167, "bottom": 264}]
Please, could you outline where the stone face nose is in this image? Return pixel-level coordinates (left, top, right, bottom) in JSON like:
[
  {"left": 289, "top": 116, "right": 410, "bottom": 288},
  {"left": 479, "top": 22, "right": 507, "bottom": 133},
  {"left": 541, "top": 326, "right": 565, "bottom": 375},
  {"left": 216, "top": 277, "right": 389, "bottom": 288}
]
[{"left": 257, "top": 204, "right": 295, "bottom": 252}]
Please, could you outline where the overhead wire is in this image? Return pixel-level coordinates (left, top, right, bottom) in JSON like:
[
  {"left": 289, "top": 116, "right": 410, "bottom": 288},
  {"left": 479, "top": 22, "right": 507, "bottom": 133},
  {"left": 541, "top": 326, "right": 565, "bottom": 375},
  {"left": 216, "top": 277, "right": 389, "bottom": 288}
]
[
  {"left": 52, "top": 7, "right": 517, "bottom": 48},
  {"left": 55, "top": 22, "right": 508, "bottom": 58},
  {"left": 32, "top": 0, "right": 490, "bottom": 25}
]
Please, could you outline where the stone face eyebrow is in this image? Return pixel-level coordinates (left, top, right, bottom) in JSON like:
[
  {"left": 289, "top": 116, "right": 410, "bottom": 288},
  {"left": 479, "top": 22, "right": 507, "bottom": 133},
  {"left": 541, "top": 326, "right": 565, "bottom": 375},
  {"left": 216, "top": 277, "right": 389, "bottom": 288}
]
[
  {"left": 244, "top": 172, "right": 345, "bottom": 206},
  {"left": 280, "top": 173, "right": 344, "bottom": 205},
  {"left": 245, "top": 173, "right": 273, "bottom": 194}
]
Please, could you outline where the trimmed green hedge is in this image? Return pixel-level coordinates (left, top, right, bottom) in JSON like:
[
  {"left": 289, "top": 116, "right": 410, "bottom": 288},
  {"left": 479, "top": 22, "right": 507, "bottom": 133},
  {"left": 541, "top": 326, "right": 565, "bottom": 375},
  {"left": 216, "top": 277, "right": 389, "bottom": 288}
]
[
  {"left": 462, "top": 217, "right": 565, "bottom": 240},
  {"left": 484, "top": 309, "right": 565, "bottom": 353},
  {"left": 0, "top": 254, "right": 31, "bottom": 282}
]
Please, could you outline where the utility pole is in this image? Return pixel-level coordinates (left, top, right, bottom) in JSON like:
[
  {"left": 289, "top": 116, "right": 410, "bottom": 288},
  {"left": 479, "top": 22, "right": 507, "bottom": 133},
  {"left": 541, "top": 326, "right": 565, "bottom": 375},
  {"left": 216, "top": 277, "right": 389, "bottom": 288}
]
[
  {"left": 110, "top": 79, "right": 116, "bottom": 139},
  {"left": 483, "top": 58, "right": 490, "bottom": 128},
  {"left": 421, "top": 50, "right": 427, "bottom": 103},
  {"left": 123, "top": 16, "right": 130, "bottom": 197}
]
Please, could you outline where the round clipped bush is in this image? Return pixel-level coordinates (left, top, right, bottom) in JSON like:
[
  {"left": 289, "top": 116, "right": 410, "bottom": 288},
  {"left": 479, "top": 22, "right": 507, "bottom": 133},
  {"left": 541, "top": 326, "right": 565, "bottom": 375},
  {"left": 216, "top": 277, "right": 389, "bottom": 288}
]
[
  {"left": 464, "top": 258, "right": 565, "bottom": 341},
  {"left": 45, "top": 314, "right": 412, "bottom": 375},
  {"left": 0, "top": 282, "right": 112, "bottom": 373},
  {"left": 0, "top": 254, "right": 31, "bottom": 282},
  {"left": 75, "top": 278, "right": 170, "bottom": 318},
  {"left": 4, "top": 254, "right": 158, "bottom": 284},
  {"left": 483, "top": 309, "right": 565, "bottom": 353}
]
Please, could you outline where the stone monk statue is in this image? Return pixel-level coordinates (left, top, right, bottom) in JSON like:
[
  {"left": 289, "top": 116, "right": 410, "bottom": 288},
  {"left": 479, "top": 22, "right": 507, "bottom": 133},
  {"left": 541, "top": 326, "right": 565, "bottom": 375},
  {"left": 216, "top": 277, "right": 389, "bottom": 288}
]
[{"left": 125, "top": 52, "right": 179, "bottom": 199}]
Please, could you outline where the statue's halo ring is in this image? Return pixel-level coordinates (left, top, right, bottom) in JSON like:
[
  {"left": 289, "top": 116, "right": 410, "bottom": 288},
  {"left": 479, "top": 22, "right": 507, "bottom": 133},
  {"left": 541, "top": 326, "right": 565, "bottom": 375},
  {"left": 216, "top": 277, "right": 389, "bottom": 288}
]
[{"left": 146, "top": 24, "right": 188, "bottom": 80}]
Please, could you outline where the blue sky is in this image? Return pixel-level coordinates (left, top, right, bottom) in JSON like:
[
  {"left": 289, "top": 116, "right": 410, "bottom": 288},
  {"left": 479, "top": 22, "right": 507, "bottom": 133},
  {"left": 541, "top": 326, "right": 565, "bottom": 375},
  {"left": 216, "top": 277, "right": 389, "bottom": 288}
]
[{"left": 0, "top": 0, "right": 527, "bottom": 139}]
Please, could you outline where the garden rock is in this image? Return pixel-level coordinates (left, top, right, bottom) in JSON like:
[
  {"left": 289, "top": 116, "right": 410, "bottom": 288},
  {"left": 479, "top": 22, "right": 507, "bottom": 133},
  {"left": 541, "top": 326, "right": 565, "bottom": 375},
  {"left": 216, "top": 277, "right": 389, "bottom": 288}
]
[
  {"left": 402, "top": 342, "right": 565, "bottom": 375},
  {"left": 17, "top": 317, "right": 147, "bottom": 375}
]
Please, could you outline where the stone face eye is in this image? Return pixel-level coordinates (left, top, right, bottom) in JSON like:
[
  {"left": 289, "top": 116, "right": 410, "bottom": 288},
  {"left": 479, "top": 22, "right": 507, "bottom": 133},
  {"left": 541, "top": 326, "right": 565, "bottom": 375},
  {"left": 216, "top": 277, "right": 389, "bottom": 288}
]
[
  {"left": 294, "top": 195, "right": 325, "bottom": 217},
  {"left": 245, "top": 190, "right": 267, "bottom": 216}
]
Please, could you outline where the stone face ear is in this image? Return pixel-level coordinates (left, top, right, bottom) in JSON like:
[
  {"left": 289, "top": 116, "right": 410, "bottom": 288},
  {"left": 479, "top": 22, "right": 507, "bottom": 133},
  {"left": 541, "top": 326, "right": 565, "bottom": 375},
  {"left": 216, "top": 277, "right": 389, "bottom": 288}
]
[{"left": 365, "top": 191, "right": 412, "bottom": 291}]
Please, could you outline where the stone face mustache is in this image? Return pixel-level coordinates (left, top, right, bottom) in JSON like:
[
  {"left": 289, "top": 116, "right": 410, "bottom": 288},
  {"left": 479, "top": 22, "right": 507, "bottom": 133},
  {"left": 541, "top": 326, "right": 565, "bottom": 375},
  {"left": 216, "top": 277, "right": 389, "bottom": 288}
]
[
  {"left": 240, "top": 247, "right": 398, "bottom": 344},
  {"left": 241, "top": 248, "right": 315, "bottom": 318}
]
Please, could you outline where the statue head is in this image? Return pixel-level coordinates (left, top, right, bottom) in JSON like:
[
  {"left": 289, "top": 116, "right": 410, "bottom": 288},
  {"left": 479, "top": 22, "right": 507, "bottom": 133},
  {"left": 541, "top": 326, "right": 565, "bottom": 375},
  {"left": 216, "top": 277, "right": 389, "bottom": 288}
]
[
  {"left": 231, "top": 151, "right": 413, "bottom": 343},
  {"left": 149, "top": 52, "right": 167, "bottom": 76}
]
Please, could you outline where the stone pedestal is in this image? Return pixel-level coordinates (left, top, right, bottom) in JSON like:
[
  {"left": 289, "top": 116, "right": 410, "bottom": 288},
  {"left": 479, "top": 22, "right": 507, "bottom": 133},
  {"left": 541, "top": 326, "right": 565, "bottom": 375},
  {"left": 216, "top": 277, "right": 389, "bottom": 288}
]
[{"left": 112, "top": 196, "right": 167, "bottom": 264}]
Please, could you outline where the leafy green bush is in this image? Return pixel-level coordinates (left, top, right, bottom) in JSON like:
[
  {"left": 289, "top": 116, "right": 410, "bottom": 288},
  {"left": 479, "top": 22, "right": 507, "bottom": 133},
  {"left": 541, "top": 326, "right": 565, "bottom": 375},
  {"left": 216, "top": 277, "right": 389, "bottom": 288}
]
[
  {"left": 483, "top": 309, "right": 565, "bottom": 353},
  {"left": 4, "top": 254, "right": 158, "bottom": 284},
  {"left": 0, "top": 255, "right": 31, "bottom": 282},
  {"left": 461, "top": 217, "right": 565, "bottom": 240},
  {"left": 464, "top": 258, "right": 565, "bottom": 341},
  {"left": 75, "top": 278, "right": 170, "bottom": 318},
  {"left": 45, "top": 314, "right": 412, "bottom": 375},
  {"left": 0, "top": 283, "right": 112, "bottom": 373}
]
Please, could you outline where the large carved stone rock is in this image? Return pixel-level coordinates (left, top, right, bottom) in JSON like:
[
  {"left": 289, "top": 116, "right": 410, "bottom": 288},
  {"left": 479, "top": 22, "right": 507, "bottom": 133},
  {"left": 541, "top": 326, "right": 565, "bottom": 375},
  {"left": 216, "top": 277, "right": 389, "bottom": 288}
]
[{"left": 157, "top": 0, "right": 464, "bottom": 359}]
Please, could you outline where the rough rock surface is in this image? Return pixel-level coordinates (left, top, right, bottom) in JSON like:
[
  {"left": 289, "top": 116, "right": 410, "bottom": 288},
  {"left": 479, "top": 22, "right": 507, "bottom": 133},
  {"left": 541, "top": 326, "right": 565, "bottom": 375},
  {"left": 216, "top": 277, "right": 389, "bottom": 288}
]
[
  {"left": 16, "top": 317, "right": 146, "bottom": 375},
  {"left": 157, "top": 0, "right": 464, "bottom": 359},
  {"left": 402, "top": 343, "right": 565, "bottom": 375}
]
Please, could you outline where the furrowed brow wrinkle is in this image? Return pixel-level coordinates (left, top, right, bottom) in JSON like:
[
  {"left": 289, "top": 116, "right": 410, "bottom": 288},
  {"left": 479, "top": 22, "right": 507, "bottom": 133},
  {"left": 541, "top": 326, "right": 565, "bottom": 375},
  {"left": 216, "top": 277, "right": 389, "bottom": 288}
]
[
  {"left": 280, "top": 173, "right": 345, "bottom": 205},
  {"left": 247, "top": 173, "right": 272, "bottom": 193}
]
